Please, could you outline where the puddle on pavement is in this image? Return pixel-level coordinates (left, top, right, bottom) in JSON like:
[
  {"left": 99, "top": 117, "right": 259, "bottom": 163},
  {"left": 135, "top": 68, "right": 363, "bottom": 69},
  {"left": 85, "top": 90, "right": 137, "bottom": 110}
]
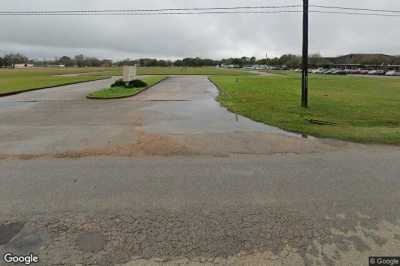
[{"left": 141, "top": 82, "right": 302, "bottom": 137}]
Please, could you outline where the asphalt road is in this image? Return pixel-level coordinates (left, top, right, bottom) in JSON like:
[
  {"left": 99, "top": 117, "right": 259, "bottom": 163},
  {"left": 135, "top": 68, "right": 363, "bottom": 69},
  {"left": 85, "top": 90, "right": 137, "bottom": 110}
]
[{"left": 1, "top": 77, "right": 400, "bottom": 265}]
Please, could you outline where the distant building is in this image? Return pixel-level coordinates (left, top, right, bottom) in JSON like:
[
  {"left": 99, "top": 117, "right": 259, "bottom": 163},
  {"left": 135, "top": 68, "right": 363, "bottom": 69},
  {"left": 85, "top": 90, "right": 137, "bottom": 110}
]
[
  {"left": 47, "top": 64, "right": 65, "bottom": 68},
  {"left": 14, "top": 64, "right": 34, "bottom": 69},
  {"left": 245, "top": 65, "right": 269, "bottom": 70},
  {"left": 220, "top": 64, "right": 240, "bottom": 69}
]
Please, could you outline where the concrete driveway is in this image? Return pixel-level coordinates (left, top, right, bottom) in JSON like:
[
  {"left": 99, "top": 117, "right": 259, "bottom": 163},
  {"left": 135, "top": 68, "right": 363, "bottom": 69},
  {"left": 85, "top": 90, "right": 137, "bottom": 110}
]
[
  {"left": 0, "top": 76, "right": 353, "bottom": 158},
  {"left": 1, "top": 76, "right": 400, "bottom": 265}
]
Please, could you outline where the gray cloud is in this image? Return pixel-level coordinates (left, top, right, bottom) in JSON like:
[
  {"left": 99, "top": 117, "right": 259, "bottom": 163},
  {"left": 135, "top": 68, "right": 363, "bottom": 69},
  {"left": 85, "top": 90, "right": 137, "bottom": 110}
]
[{"left": 1, "top": 0, "right": 400, "bottom": 60}]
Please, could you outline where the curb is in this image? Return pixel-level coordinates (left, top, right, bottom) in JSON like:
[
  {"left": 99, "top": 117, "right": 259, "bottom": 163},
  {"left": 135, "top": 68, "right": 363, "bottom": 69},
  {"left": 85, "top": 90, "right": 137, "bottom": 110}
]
[
  {"left": 207, "top": 76, "right": 232, "bottom": 99},
  {"left": 86, "top": 77, "right": 169, "bottom": 100},
  {"left": 0, "top": 76, "right": 112, "bottom": 98}
]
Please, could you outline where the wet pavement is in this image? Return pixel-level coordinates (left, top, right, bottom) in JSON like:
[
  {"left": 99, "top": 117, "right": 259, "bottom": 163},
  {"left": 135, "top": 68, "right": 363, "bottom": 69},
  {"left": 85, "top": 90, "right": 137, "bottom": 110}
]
[
  {"left": 1, "top": 76, "right": 400, "bottom": 265},
  {"left": 0, "top": 76, "right": 347, "bottom": 158},
  {"left": 138, "top": 77, "right": 293, "bottom": 135}
]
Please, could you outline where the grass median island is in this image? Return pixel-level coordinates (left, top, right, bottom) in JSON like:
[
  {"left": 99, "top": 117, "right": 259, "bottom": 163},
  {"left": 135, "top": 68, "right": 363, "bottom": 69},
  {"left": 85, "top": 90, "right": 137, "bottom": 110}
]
[
  {"left": 87, "top": 76, "right": 167, "bottom": 99},
  {"left": 210, "top": 73, "right": 400, "bottom": 144}
]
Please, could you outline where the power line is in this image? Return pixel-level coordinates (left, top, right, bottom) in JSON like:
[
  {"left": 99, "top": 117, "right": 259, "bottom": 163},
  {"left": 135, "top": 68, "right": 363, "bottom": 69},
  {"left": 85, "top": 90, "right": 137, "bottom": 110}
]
[
  {"left": 0, "top": 10, "right": 303, "bottom": 16},
  {"left": 1, "top": 10, "right": 400, "bottom": 17},
  {"left": 0, "top": 5, "right": 302, "bottom": 14},
  {"left": 310, "top": 5, "right": 400, "bottom": 14},
  {"left": 1, "top": 4, "right": 400, "bottom": 17},
  {"left": 310, "top": 10, "right": 400, "bottom": 17}
]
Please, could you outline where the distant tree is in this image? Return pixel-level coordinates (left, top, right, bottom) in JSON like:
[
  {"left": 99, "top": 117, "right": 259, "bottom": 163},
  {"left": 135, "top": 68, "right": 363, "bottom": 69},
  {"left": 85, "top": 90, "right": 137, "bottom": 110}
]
[
  {"left": 309, "top": 53, "right": 330, "bottom": 66},
  {"left": 100, "top": 59, "right": 113, "bottom": 67},
  {"left": 158, "top": 60, "right": 168, "bottom": 67},
  {"left": 116, "top": 58, "right": 135, "bottom": 66},
  {"left": 175, "top": 57, "right": 217, "bottom": 67},
  {"left": 221, "top": 58, "right": 234, "bottom": 65},
  {"left": 58, "top": 56, "right": 75, "bottom": 67},
  {"left": 71, "top": 54, "right": 105, "bottom": 67},
  {"left": 393, "top": 56, "right": 400, "bottom": 65},
  {"left": 3, "top": 53, "right": 29, "bottom": 67},
  {"left": 182, "top": 58, "right": 197, "bottom": 66},
  {"left": 231, "top": 58, "right": 243, "bottom": 66},
  {"left": 241, "top": 57, "right": 250, "bottom": 64},
  {"left": 278, "top": 54, "right": 301, "bottom": 67},
  {"left": 0, "top": 57, "right": 4, "bottom": 67},
  {"left": 256, "top": 59, "right": 267, "bottom": 65},
  {"left": 85, "top": 57, "right": 101, "bottom": 67},
  {"left": 74, "top": 54, "right": 85, "bottom": 67},
  {"left": 174, "top": 60, "right": 183, "bottom": 67}
]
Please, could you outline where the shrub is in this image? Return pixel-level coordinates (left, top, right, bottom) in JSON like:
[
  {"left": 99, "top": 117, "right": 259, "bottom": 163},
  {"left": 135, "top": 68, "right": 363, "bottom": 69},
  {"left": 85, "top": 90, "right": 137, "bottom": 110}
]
[
  {"left": 110, "top": 79, "right": 148, "bottom": 89},
  {"left": 126, "top": 79, "right": 148, "bottom": 88},
  {"left": 111, "top": 79, "right": 126, "bottom": 87}
]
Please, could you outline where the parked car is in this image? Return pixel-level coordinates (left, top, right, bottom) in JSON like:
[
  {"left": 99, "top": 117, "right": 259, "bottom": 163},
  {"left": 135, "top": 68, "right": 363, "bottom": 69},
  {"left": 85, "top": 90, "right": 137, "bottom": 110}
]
[
  {"left": 346, "top": 69, "right": 362, "bottom": 75},
  {"left": 311, "top": 68, "right": 325, "bottom": 74},
  {"left": 325, "top": 69, "right": 337, "bottom": 75},
  {"left": 385, "top": 70, "right": 400, "bottom": 76},
  {"left": 320, "top": 69, "right": 331, "bottom": 74},
  {"left": 332, "top": 69, "right": 347, "bottom": 75},
  {"left": 315, "top": 68, "right": 328, "bottom": 74},
  {"left": 368, "top": 70, "right": 386, "bottom": 75},
  {"left": 344, "top": 69, "right": 353, "bottom": 74}
]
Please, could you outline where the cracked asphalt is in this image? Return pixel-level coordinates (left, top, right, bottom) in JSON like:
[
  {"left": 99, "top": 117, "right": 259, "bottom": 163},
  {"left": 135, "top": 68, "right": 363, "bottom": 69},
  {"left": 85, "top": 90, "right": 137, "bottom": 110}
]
[{"left": 1, "top": 76, "right": 400, "bottom": 265}]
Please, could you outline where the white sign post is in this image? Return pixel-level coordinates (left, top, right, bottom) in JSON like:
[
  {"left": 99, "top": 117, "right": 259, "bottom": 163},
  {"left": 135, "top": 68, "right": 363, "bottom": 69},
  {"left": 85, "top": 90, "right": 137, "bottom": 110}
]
[{"left": 123, "top": 65, "right": 137, "bottom": 83}]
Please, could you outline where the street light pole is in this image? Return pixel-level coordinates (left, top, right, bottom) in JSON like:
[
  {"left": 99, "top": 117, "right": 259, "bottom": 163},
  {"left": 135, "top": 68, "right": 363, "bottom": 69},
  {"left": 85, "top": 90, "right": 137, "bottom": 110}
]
[{"left": 302, "top": 0, "right": 309, "bottom": 108}]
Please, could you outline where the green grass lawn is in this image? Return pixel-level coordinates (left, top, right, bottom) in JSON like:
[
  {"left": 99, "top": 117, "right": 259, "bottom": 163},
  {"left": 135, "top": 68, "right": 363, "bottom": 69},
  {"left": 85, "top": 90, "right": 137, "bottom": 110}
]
[
  {"left": 210, "top": 73, "right": 400, "bottom": 144},
  {"left": 0, "top": 67, "right": 120, "bottom": 96},
  {"left": 87, "top": 76, "right": 167, "bottom": 99}
]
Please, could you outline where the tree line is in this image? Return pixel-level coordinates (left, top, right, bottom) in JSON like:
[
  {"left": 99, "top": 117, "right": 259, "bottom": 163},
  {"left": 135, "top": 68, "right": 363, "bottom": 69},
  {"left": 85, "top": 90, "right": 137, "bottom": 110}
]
[
  {"left": 0, "top": 54, "right": 113, "bottom": 68},
  {"left": 1, "top": 53, "right": 400, "bottom": 68}
]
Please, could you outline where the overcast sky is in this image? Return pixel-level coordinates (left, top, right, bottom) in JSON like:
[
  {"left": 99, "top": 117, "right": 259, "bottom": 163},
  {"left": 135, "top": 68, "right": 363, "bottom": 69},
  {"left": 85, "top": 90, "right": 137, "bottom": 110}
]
[{"left": 1, "top": 0, "right": 400, "bottom": 60}]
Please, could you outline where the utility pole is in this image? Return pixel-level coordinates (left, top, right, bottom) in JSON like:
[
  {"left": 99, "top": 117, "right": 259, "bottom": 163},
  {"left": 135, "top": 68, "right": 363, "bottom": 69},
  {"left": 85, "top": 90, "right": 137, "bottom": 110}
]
[{"left": 302, "top": 0, "right": 309, "bottom": 108}]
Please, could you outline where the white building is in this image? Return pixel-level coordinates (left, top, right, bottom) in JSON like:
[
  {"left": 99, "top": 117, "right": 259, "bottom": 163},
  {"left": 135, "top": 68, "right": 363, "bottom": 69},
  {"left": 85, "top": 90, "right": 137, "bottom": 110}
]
[
  {"left": 14, "top": 64, "right": 34, "bottom": 69},
  {"left": 47, "top": 64, "right": 65, "bottom": 68}
]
